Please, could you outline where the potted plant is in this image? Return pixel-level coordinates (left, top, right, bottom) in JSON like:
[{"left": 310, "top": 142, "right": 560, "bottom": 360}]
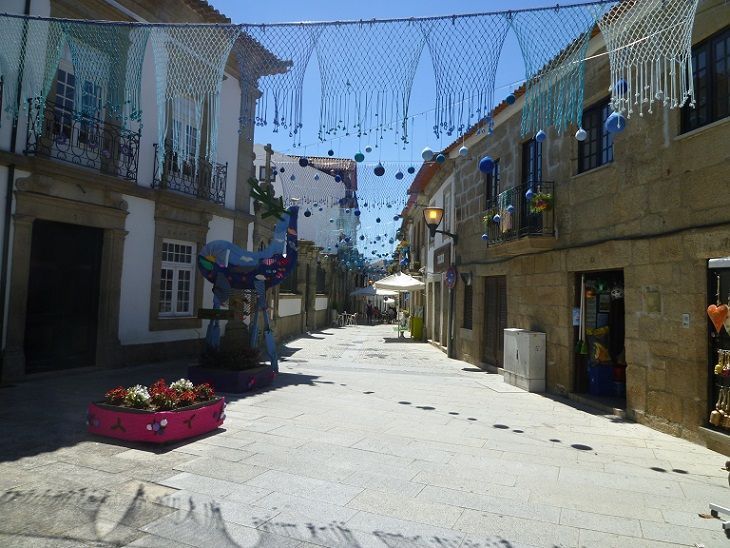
[
  {"left": 87, "top": 378, "right": 225, "bottom": 444},
  {"left": 529, "top": 191, "right": 554, "bottom": 233},
  {"left": 188, "top": 346, "right": 276, "bottom": 393}
]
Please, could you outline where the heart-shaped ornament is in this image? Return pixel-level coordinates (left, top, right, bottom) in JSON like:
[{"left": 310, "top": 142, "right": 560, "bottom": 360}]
[{"left": 707, "top": 304, "right": 729, "bottom": 333}]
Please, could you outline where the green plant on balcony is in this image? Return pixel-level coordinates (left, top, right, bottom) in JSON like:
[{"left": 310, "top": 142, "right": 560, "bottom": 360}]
[
  {"left": 529, "top": 192, "right": 553, "bottom": 214},
  {"left": 482, "top": 208, "right": 499, "bottom": 228}
]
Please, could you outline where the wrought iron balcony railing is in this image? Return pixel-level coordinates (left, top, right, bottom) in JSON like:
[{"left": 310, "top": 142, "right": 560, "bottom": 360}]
[
  {"left": 24, "top": 98, "right": 140, "bottom": 182},
  {"left": 152, "top": 142, "right": 227, "bottom": 205},
  {"left": 483, "top": 181, "right": 555, "bottom": 245}
]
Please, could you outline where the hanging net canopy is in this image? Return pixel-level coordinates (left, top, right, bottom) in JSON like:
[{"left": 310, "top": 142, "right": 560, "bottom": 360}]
[
  {"left": 510, "top": 3, "right": 610, "bottom": 136},
  {"left": 422, "top": 13, "right": 511, "bottom": 139},
  {"left": 598, "top": 0, "right": 700, "bottom": 117}
]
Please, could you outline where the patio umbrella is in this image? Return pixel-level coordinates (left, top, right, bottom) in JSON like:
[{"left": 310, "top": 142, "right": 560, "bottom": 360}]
[{"left": 373, "top": 272, "right": 425, "bottom": 292}]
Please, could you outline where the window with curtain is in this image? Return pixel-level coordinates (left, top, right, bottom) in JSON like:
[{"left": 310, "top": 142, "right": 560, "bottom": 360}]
[{"left": 578, "top": 99, "right": 614, "bottom": 173}]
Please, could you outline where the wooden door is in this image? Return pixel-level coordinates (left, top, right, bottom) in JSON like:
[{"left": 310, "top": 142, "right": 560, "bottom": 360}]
[{"left": 483, "top": 276, "right": 507, "bottom": 367}]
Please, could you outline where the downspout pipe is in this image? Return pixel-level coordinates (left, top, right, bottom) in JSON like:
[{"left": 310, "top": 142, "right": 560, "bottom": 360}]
[{"left": 0, "top": 0, "right": 31, "bottom": 379}]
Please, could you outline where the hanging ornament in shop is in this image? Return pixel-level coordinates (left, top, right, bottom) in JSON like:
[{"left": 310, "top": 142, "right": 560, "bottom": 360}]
[
  {"left": 535, "top": 129, "right": 547, "bottom": 143},
  {"left": 575, "top": 128, "right": 588, "bottom": 141},
  {"left": 354, "top": 151, "right": 365, "bottom": 162},
  {"left": 605, "top": 112, "right": 626, "bottom": 133},
  {"left": 458, "top": 145, "right": 469, "bottom": 157},
  {"left": 479, "top": 155, "right": 495, "bottom": 173},
  {"left": 298, "top": 157, "right": 309, "bottom": 167},
  {"left": 421, "top": 147, "right": 434, "bottom": 161},
  {"left": 707, "top": 304, "right": 729, "bottom": 334},
  {"left": 374, "top": 163, "right": 385, "bottom": 176}
]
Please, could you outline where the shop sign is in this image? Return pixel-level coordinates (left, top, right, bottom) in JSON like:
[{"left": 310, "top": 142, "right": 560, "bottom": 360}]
[{"left": 434, "top": 242, "right": 451, "bottom": 273}]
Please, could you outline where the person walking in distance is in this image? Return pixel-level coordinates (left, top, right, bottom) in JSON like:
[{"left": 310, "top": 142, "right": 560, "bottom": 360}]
[{"left": 366, "top": 300, "right": 373, "bottom": 326}]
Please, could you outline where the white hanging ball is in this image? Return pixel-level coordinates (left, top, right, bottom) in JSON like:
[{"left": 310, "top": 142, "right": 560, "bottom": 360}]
[
  {"left": 458, "top": 145, "right": 469, "bottom": 157},
  {"left": 421, "top": 147, "right": 434, "bottom": 161},
  {"left": 575, "top": 128, "right": 588, "bottom": 142}
]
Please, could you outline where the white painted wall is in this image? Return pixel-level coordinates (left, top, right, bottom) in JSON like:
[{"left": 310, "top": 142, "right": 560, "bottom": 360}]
[
  {"left": 218, "top": 76, "right": 241, "bottom": 210},
  {"left": 315, "top": 296, "right": 328, "bottom": 311},
  {"left": 425, "top": 173, "right": 455, "bottom": 275},
  {"left": 278, "top": 296, "right": 302, "bottom": 317}
]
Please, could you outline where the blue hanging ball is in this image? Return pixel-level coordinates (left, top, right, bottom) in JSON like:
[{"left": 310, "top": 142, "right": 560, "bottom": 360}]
[
  {"left": 279, "top": 167, "right": 285, "bottom": 173},
  {"left": 304, "top": 209, "right": 312, "bottom": 217},
  {"left": 298, "top": 157, "right": 309, "bottom": 167},
  {"left": 458, "top": 145, "right": 469, "bottom": 157},
  {"left": 614, "top": 78, "right": 628, "bottom": 95},
  {"left": 421, "top": 147, "right": 434, "bottom": 161},
  {"left": 329, "top": 218, "right": 334, "bottom": 223},
  {"left": 335, "top": 175, "right": 342, "bottom": 183},
  {"left": 313, "top": 203, "right": 318, "bottom": 208},
  {"left": 479, "top": 155, "right": 495, "bottom": 173},
  {"left": 389, "top": 238, "right": 394, "bottom": 244},
  {"left": 345, "top": 208, "right": 350, "bottom": 213},
  {"left": 354, "top": 152, "right": 365, "bottom": 163},
  {"left": 535, "top": 130, "right": 547, "bottom": 143},
  {"left": 314, "top": 173, "right": 320, "bottom": 181},
  {"left": 359, "top": 235, "right": 365, "bottom": 241},
  {"left": 393, "top": 215, "right": 400, "bottom": 221},
  {"left": 525, "top": 188, "right": 535, "bottom": 201},
  {"left": 328, "top": 246, "right": 332, "bottom": 251},
  {"left": 319, "top": 207, "right": 323, "bottom": 211},
  {"left": 407, "top": 166, "right": 415, "bottom": 174},
  {"left": 506, "top": 204, "right": 515, "bottom": 213},
  {"left": 365, "top": 145, "right": 373, "bottom": 153},
  {"left": 345, "top": 237, "right": 351, "bottom": 243},
  {"left": 335, "top": 244, "right": 339, "bottom": 248},
  {"left": 376, "top": 217, "right": 381, "bottom": 223},
  {"left": 376, "top": 236, "right": 381, "bottom": 241},
  {"left": 605, "top": 111, "right": 626, "bottom": 134},
  {"left": 290, "top": 174, "right": 296, "bottom": 181},
  {"left": 575, "top": 128, "right": 588, "bottom": 142},
  {"left": 354, "top": 209, "right": 361, "bottom": 216},
  {"left": 493, "top": 214, "right": 501, "bottom": 224},
  {"left": 505, "top": 93, "right": 516, "bottom": 105},
  {"left": 374, "top": 163, "right": 385, "bottom": 176},
  {"left": 395, "top": 171, "right": 404, "bottom": 180},
  {"left": 435, "top": 153, "right": 446, "bottom": 164},
  {"left": 481, "top": 233, "right": 489, "bottom": 241},
  {"left": 327, "top": 149, "right": 334, "bottom": 156}
]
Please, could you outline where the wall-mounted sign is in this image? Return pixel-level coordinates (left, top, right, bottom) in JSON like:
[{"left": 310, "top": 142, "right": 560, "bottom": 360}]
[{"left": 434, "top": 242, "right": 451, "bottom": 273}]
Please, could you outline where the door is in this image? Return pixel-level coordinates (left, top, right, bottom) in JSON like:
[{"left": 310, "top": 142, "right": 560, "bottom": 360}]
[
  {"left": 483, "top": 276, "right": 507, "bottom": 367},
  {"left": 24, "top": 220, "right": 103, "bottom": 372},
  {"left": 433, "top": 281, "right": 441, "bottom": 342}
]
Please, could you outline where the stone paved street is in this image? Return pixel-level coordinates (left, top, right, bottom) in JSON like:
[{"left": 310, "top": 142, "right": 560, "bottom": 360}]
[{"left": 1, "top": 324, "right": 729, "bottom": 547}]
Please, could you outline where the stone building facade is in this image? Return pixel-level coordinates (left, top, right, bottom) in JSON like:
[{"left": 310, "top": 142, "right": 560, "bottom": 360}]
[{"left": 407, "top": 1, "right": 730, "bottom": 451}]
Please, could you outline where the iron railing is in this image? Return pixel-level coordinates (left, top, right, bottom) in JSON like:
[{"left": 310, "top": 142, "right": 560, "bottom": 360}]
[
  {"left": 152, "top": 142, "right": 227, "bottom": 205},
  {"left": 483, "top": 181, "right": 555, "bottom": 245},
  {"left": 24, "top": 98, "right": 140, "bottom": 182}
]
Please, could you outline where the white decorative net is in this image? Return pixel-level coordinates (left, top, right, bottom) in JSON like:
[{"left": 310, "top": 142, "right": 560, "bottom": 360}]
[{"left": 598, "top": 0, "right": 700, "bottom": 116}]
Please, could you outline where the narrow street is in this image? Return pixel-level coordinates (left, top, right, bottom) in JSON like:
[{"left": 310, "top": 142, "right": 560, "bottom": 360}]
[{"left": 1, "top": 324, "right": 728, "bottom": 547}]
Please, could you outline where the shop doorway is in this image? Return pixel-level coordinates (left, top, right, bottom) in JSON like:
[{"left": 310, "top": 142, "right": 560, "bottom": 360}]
[
  {"left": 24, "top": 220, "right": 103, "bottom": 373},
  {"left": 573, "top": 270, "right": 626, "bottom": 408},
  {"left": 707, "top": 260, "right": 730, "bottom": 432},
  {"left": 433, "top": 281, "right": 441, "bottom": 343},
  {"left": 483, "top": 276, "right": 507, "bottom": 367}
]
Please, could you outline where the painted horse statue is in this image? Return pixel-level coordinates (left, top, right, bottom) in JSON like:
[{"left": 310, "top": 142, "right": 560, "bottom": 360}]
[{"left": 197, "top": 206, "right": 299, "bottom": 371}]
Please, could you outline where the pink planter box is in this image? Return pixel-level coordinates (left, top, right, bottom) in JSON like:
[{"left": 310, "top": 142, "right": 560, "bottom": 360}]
[{"left": 86, "top": 397, "right": 225, "bottom": 444}]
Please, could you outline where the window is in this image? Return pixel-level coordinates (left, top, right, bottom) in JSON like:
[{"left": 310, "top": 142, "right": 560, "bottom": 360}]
[
  {"left": 521, "top": 139, "right": 542, "bottom": 184},
  {"left": 316, "top": 265, "right": 326, "bottom": 293},
  {"left": 159, "top": 240, "right": 195, "bottom": 317},
  {"left": 484, "top": 159, "right": 500, "bottom": 202},
  {"left": 54, "top": 69, "right": 75, "bottom": 140},
  {"left": 578, "top": 99, "right": 614, "bottom": 173},
  {"left": 683, "top": 28, "right": 730, "bottom": 133},
  {"left": 463, "top": 283, "right": 473, "bottom": 330}
]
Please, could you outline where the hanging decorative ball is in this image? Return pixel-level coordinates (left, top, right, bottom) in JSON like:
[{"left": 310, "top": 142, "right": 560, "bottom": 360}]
[
  {"left": 435, "top": 153, "right": 446, "bottom": 164},
  {"left": 354, "top": 151, "right": 365, "bottom": 163},
  {"left": 535, "top": 130, "right": 547, "bottom": 143},
  {"left": 314, "top": 174, "right": 320, "bottom": 181},
  {"left": 374, "top": 163, "right": 385, "bottom": 176},
  {"left": 479, "top": 155, "right": 495, "bottom": 173},
  {"left": 505, "top": 93, "right": 516, "bottom": 105},
  {"left": 279, "top": 167, "right": 285, "bottom": 173},
  {"left": 334, "top": 244, "right": 339, "bottom": 249},
  {"left": 327, "top": 246, "right": 332, "bottom": 251},
  {"left": 575, "top": 128, "right": 588, "bottom": 142},
  {"left": 298, "top": 157, "right": 309, "bottom": 167},
  {"left": 344, "top": 237, "right": 351, "bottom": 243},
  {"left": 458, "top": 145, "right": 469, "bottom": 157},
  {"left": 304, "top": 209, "right": 312, "bottom": 217},
  {"left": 329, "top": 218, "right": 334, "bottom": 223},
  {"left": 614, "top": 78, "right": 628, "bottom": 95},
  {"left": 481, "top": 233, "right": 489, "bottom": 241},
  {"left": 313, "top": 203, "right": 318, "bottom": 208},
  {"left": 393, "top": 215, "right": 400, "bottom": 221},
  {"left": 506, "top": 204, "right": 515, "bottom": 213},
  {"left": 376, "top": 217, "right": 381, "bottom": 223},
  {"left": 605, "top": 111, "right": 626, "bottom": 134},
  {"left": 386, "top": 203, "right": 392, "bottom": 208},
  {"left": 407, "top": 166, "right": 415, "bottom": 174},
  {"left": 354, "top": 209, "right": 361, "bottom": 216},
  {"left": 525, "top": 188, "right": 535, "bottom": 201},
  {"left": 365, "top": 145, "right": 373, "bottom": 153},
  {"left": 290, "top": 174, "right": 296, "bottom": 181},
  {"left": 335, "top": 175, "right": 342, "bottom": 182},
  {"left": 319, "top": 207, "right": 323, "bottom": 211},
  {"left": 493, "top": 214, "right": 501, "bottom": 224},
  {"left": 345, "top": 208, "right": 350, "bottom": 213},
  {"left": 359, "top": 235, "right": 365, "bottom": 241},
  {"left": 327, "top": 149, "right": 334, "bottom": 156},
  {"left": 395, "top": 171, "right": 404, "bottom": 180},
  {"left": 363, "top": 202, "right": 368, "bottom": 207},
  {"left": 389, "top": 238, "right": 394, "bottom": 244},
  {"left": 421, "top": 147, "right": 434, "bottom": 161},
  {"left": 376, "top": 236, "right": 381, "bottom": 241}
]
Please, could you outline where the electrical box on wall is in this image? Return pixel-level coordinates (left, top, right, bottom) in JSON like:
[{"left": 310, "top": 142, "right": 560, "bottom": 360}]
[{"left": 502, "top": 329, "right": 546, "bottom": 392}]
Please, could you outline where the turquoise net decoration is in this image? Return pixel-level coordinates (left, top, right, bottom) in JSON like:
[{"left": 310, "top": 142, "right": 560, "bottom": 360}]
[
  {"left": 510, "top": 3, "right": 609, "bottom": 136},
  {"left": 315, "top": 20, "right": 427, "bottom": 144},
  {"left": 597, "top": 0, "right": 700, "bottom": 117},
  {"left": 149, "top": 25, "right": 240, "bottom": 169},
  {"left": 421, "top": 13, "right": 511, "bottom": 138},
  {"left": 0, "top": 14, "right": 64, "bottom": 124},
  {"left": 237, "top": 24, "right": 320, "bottom": 144},
  {"left": 61, "top": 21, "right": 149, "bottom": 125}
]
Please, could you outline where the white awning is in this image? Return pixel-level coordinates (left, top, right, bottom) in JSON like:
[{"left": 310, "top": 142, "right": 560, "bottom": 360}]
[{"left": 373, "top": 272, "right": 425, "bottom": 292}]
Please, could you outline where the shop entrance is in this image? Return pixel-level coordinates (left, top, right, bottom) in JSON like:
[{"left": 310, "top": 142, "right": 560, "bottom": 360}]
[
  {"left": 483, "top": 276, "right": 507, "bottom": 367},
  {"left": 24, "top": 220, "right": 103, "bottom": 373},
  {"left": 707, "top": 260, "right": 730, "bottom": 431},
  {"left": 433, "top": 281, "right": 441, "bottom": 343},
  {"left": 573, "top": 270, "right": 626, "bottom": 408}
]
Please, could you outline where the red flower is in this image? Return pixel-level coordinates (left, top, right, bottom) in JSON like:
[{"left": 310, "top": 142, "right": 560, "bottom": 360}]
[
  {"left": 149, "top": 378, "right": 168, "bottom": 397},
  {"left": 194, "top": 383, "right": 215, "bottom": 401},
  {"left": 105, "top": 387, "right": 127, "bottom": 405},
  {"left": 178, "top": 390, "right": 197, "bottom": 407},
  {"left": 150, "top": 387, "right": 179, "bottom": 410}
]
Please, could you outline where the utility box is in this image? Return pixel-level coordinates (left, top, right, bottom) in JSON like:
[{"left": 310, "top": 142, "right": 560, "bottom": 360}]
[{"left": 502, "top": 329, "right": 546, "bottom": 392}]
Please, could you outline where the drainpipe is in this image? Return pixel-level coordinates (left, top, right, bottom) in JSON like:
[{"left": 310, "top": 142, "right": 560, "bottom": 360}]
[{"left": 0, "top": 0, "right": 31, "bottom": 379}]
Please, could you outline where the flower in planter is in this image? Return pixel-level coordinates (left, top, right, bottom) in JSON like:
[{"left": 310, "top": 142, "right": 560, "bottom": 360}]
[
  {"left": 529, "top": 192, "right": 553, "bottom": 214},
  {"left": 149, "top": 378, "right": 168, "bottom": 396},
  {"left": 170, "top": 379, "right": 195, "bottom": 393},
  {"left": 194, "top": 383, "right": 215, "bottom": 401},
  {"left": 124, "top": 385, "right": 151, "bottom": 408},
  {"left": 150, "top": 387, "right": 179, "bottom": 410},
  {"left": 178, "top": 390, "right": 197, "bottom": 407},
  {"left": 105, "top": 386, "right": 128, "bottom": 405}
]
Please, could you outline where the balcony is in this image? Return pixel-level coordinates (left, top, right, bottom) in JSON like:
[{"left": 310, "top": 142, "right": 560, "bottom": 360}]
[
  {"left": 24, "top": 98, "right": 140, "bottom": 182},
  {"left": 152, "top": 142, "right": 227, "bottom": 205},
  {"left": 483, "top": 181, "right": 555, "bottom": 255}
]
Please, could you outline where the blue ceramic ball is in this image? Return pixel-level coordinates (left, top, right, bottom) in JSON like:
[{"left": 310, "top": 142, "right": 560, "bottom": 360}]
[
  {"left": 374, "top": 164, "right": 385, "bottom": 176},
  {"left": 575, "top": 128, "right": 588, "bottom": 142},
  {"left": 304, "top": 209, "right": 311, "bottom": 217},
  {"left": 525, "top": 188, "right": 535, "bottom": 201},
  {"left": 389, "top": 238, "right": 394, "bottom": 244},
  {"left": 290, "top": 174, "right": 296, "bottom": 181},
  {"left": 605, "top": 112, "right": 626, "bottom": 134},
  {"left": 479, "top": 155, "right": 495, "bottom": 173},
  {"left": 393, "top": 215, "right": 399, "bottom": 221},
  {"left": 395, "top": 171, "right": 404, "bottom": 180},
  {"left": 506, "top": 205, "right": 515, "bottom": 213},
  {"left": 365, "top": 145, "right": 373, "bottom": 153},
  {"left": 407, "top": 166, "right": 415, "bottom": 174},
  {"left": 329, "top": 218, "right": 334, "bottom": 223},
  {"left": 359, "top": 235, "right": 365, "bottom": 240},
  {"left": 421, "top": 147, "right": 434, "bottom": 161},
  {"left": 319, "top": 207, "right": 323, "bottom": 211},
  {"left": 314, "top": 174, "right": 320, "bottom": 181},
  {"left": 298, "top": 157, "right": 309, "bottom": 167},
  {"left": 481, "top": 233, "right": 489, "bottom": 241},
  {"left": 458, "top": 145, "right": 469, "bottom": 157},
  {"left": 354, "top": 152, "right": 365, "bottom": 163},
  {"left": 345, "top": 208, "right": 350, "bottom": 213},
  {"left": 435, "top": 153, "right": 446, "bottom": 164},
  {"left": 535, "top": 130, "right": 547, "bottom": 143},
  {"left": 327, "top": 149, "right": 334, "bottom": 156},
  {"left": 376, "top": 217, "right": 381, "bottom": 223},
  {"left": 614, "top": 79, "right": 628, "bottom": 94},
  {"left": 335, "top": 175, "right": 342, "bottom": 183},
  {"left": 354, "top": 209, "right": 361, "bottom": 216},
  {"left": 493, "top": 214, "right": 501, "bottom": 224},
  {"left": 506, "top": 93, "right": 516, "bottom": 105},
  {"left": 279, "top": 167, "right": 285, "bottom": 173}
]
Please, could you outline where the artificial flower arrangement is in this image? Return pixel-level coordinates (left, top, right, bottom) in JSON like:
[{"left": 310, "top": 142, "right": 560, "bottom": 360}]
[
  {"left": 103, "top": 378, "right": 216, "bottom": 411},
  {"left": 529, "top": 192, "right": 553, "bottom": 214}
]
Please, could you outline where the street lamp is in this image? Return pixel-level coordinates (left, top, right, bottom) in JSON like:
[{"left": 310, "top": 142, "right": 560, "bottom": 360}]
[{"left": 423, "top": 206, "right": 458, "bottom": 244}]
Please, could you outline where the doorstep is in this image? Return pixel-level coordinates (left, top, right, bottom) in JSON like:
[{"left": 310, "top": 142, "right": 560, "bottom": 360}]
[
  {"left": 568, "top": 392, "right": 628, "bottom": 419},
  {"left": 698, "top": 427, "right": 730, "bottom": 456}
]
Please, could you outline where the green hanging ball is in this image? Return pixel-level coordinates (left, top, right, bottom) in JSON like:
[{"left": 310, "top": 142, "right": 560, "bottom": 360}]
[{"left": 354, "top": 152, "right": 365, "bottom": 163}]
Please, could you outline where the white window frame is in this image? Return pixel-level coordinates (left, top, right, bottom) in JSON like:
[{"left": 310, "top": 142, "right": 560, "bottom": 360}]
[{"left": 158, "top": 239, "right": 196, "bottom": 318}]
